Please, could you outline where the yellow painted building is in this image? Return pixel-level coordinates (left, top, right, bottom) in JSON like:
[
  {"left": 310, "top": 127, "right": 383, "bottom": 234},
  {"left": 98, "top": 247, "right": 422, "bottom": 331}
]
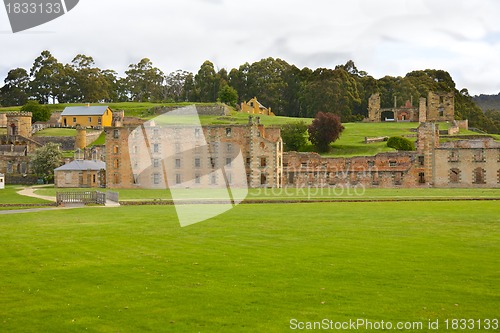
[
  {"left": 240, "top": 97, "right": 275, "bottom": 116},
  {"left": 61, "top": 105, "right": 113, "bottom": 128}
]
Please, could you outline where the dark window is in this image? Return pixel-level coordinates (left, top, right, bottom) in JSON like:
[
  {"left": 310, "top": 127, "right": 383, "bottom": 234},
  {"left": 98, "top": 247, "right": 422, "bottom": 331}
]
[
  {"left": 394, "top": 172, "right": 402, "bottom": 185},
  {"left": 418, "top": 172, "right": 425, "bottom": 184},
  {"left": 473, "top": 168, "right": 486, "bottom": 184},
  {"left": 418, "top": 156, "right": 424, "bottom": 166},
  {"left": 449, "top": 168, "right": 460, "bottom": 183},
  {"left": 113, "top": 129, "right": 119, "bottom": 139},
  {"left": 260, "top": 173, "right": 267, "bottom": 185},
  {"left": 195, "top": 158, "right": 201, "bottom": 168}
]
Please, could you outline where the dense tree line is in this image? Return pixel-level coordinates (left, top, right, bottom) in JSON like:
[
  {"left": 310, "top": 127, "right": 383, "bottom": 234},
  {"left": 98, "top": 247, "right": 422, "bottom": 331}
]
[{"left": 1, "top": 50, "right": 497, "bottom": 133}]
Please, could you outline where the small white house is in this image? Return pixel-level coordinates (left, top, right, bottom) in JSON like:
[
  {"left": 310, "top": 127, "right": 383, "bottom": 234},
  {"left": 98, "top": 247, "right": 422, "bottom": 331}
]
[{"left": 0, "top": 173, "right": 5, "bottom": 189}]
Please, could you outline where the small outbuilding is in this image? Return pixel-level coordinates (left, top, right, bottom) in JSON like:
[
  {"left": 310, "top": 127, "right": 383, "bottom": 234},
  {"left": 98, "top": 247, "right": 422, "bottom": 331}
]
[
  {"left": 54, "top": 160, "right": 106, "bottom": 188},
  {"left": 0, "top": 173, "right": 5, "bottom": 189}
]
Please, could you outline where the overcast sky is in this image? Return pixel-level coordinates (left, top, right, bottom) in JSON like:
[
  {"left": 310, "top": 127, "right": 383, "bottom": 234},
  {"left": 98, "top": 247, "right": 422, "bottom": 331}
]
[{"left": 1, "top": 0, "right": 499, "bottom": 95}]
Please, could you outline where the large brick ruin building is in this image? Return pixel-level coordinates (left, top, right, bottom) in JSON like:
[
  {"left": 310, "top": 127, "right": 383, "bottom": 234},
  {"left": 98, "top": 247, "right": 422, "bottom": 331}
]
[
  {"left": 104, "top": 116, "right": 283, "bottom": 189},
  {"left": 103, "top": 116, "right": 500, "bottom": 190},
  {"left": 282, "top": 122, "right": 500, "bottom": 188}
]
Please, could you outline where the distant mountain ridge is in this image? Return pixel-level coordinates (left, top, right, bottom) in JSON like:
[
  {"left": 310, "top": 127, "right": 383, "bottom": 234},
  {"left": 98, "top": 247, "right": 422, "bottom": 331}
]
[{"left": 473, "top": 93, "right": 500, "bottom": 111}]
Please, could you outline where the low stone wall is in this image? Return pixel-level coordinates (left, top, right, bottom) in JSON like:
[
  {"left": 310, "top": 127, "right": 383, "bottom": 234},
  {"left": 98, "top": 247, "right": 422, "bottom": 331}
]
[
  {"left": 448, "top": 126, "right": 460, "bottom": 135},
  {"left": 0, "top": 203, "right": 56, "bottom": 207},
  {"left": 5, "top": 174, "right": 38, "bottom": 185},
  {"left": 456, "top": 120, "right": 468, "bottom": 130},
  {"left": 35, "top": 137, "right": 75, "bottom": 151}
]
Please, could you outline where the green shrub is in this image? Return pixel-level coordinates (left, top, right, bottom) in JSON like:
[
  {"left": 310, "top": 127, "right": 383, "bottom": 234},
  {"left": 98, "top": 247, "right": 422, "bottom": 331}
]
[
  {"left": 21, "top": 100, "right": 51, "bottom": 122},
  {"left": 386, "top": 136, "right": 415, "bottom": 151}
]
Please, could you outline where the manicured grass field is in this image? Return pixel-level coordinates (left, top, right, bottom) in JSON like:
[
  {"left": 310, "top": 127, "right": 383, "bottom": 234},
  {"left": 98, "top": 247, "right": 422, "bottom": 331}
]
[
  {"left": 34, "top": 186, "right": 500, "bottom": 201},
  {"left": 33, "top": 128, "right": 77, "bottom": 137},
  {"left": 0, "top": 201, "right": 498, "bottom": 332},
  {"left": 0, "top": 186, "right": 52, "bottom": 205},
  {"left": 33, "top": 128, "right": 100, "bottom": 137}
]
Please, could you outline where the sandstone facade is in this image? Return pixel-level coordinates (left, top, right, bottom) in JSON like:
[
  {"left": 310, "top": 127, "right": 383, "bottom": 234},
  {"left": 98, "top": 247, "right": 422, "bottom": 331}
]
[{"left": 105, "top": 117, "right": 283, "bottom": 189}]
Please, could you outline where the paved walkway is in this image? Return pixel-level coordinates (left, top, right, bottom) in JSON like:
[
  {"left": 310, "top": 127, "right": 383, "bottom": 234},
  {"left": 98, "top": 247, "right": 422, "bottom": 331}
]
[
  {"left": 0, "top": 207, "right": 77, "bottom": 215},
  {"left": 17, "top": 185, "right": 56, "bottom": 202}
]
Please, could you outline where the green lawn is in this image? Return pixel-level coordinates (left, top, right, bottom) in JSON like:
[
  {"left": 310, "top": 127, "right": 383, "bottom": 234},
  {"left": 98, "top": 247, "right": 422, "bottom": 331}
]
[
  {"left": 34, "top": 128, "right": 78, "bottom": 137},
  {"left": 34, "top": 186, "right": 500, "bottom": 201},
  {"left": 0, "top": 201, "right": 498, "bottom": 332},
  {"left": 88, "top": 131, "right": 106, "bottom": 146},
  {"left": 0, "top": 186, "right": 52, "bottom": 205},
  {"left": 325, "top": 122, "right": 417, "bottom": 157}
]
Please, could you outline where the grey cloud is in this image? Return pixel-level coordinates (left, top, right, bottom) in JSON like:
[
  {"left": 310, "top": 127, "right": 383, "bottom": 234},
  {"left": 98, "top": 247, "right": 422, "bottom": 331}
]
[{"left": 263, "top": 37, "right": 351, "bottom": 69}]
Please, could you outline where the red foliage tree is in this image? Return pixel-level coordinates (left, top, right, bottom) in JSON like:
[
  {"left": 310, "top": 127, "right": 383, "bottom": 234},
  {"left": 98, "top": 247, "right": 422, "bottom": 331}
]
[{"left": 307, "top": 112, "right": 345, "bottom": 152}]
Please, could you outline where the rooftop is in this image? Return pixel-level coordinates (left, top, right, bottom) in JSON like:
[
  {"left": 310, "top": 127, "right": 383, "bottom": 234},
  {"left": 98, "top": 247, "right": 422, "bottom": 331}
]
[
  {"left": 55, "top": 159, "right": 106, "bottom": 171},
  {"left": 61, "top": 106, "right": 110, "bottom": 116}
]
